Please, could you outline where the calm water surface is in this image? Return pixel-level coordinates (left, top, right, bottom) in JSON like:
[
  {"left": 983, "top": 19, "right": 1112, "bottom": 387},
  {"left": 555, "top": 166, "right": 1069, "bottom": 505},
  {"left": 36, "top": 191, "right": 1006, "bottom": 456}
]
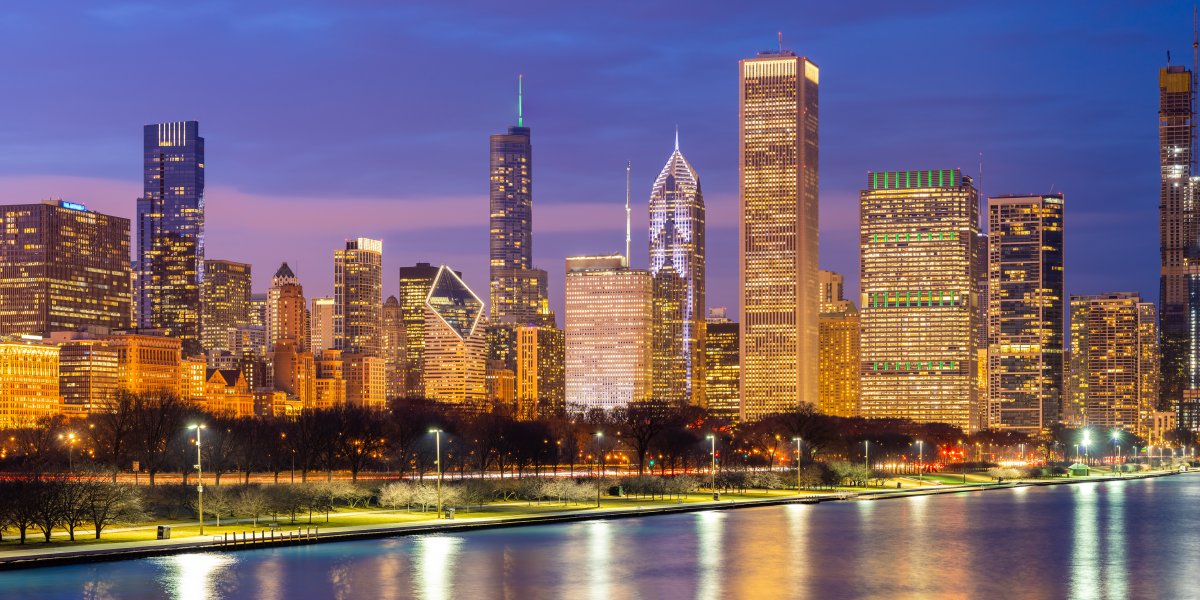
[{"left": 3, "top": 474, "right": 1200, "bottom": 599}]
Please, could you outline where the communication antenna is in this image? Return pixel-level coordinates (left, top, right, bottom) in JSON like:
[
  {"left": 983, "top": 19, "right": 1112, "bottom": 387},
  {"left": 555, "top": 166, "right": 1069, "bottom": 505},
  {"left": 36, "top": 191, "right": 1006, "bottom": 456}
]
[
  {"left": 978, "top": 152, "right": 986, "bottom": 230},
  {"left": 518, "top": 74, "right": 524, "bottom": 128},
  {"left": 625, "top": 161, "right": 632, "bottom": 265},
  {"left": 1193, "top": 4, "right": 1197, "bottom": 170},
  {"left": 777, "top": 31, "right": 783, "bottom": 53}
]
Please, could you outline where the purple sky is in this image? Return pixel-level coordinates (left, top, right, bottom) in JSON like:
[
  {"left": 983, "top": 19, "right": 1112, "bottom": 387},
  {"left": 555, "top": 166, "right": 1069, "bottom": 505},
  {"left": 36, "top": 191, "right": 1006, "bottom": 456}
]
[{"left": 0, "top": 2, "right": 1190, "bottom": 320}]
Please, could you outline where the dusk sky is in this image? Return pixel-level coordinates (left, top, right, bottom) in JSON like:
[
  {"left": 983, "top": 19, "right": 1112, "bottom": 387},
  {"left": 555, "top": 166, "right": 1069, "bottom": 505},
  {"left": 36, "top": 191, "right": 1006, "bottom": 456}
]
[{"left": 0, "top": 1, "right": 1191, "bottom": 319}]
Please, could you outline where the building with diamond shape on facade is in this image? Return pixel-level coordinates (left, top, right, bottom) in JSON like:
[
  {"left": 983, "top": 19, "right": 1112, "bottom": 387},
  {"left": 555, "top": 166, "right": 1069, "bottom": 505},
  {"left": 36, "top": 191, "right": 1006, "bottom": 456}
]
[{"left": 423, "top": 265, "right": 489, "bottom": 407}]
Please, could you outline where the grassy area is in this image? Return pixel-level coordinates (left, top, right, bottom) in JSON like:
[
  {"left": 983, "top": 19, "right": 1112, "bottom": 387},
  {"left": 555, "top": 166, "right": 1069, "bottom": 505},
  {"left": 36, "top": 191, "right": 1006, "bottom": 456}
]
[{"left": 0, "top": 489, "right": 819, "bottom": 552}]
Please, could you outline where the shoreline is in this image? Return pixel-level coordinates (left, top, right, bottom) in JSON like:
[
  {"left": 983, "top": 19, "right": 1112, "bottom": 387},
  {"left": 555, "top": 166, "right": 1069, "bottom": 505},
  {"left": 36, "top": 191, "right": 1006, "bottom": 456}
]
[{"left": 0, "top": 469, "right": 1183, "bottom": 571}]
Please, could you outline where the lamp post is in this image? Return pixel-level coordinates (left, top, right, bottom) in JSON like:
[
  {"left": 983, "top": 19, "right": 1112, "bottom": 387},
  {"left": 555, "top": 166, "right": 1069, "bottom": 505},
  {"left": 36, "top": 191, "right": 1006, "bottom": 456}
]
[
  {"left": 188, "top": 424, "right": 206, "bottom": 535},
  {"left": 1111, "top": 430, "right": 1121, "bottom": 474},
  {"left": 864, "top": 440, "right": 870, "bottom": 470},
  {"left": 59, "top": 432, "right": 77, "bottom": 472},
  {"left": 594, "top": 432, "right": 603, "bottom": 508},
  {"left": 916, "top": 440, "right": 924, "bottom": 483},
  {"left": 705, "top": 434, "right": 717, "bottom": 496},
  {"left": 429, "top": 429, "right": 443, "bottom": 518},
  {"left": 793, "top": 437, "right": 803, "bottom": 492}
]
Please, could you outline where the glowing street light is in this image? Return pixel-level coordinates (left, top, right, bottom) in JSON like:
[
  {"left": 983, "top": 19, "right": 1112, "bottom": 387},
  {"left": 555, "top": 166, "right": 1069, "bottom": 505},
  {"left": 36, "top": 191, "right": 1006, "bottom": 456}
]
[
  {"left": 429, "top": 429, "right": 443, "bottom": 518},
  {"left": 793, "top": 437, "right": 803, "bottom": 493},
  {"left": 705, "top": 434, "right": 717, "bottom": 497},
  {"left": 915, "top": 440, "right": 924, "bottom": 483},
  {"left": 594, "top": 432, "right": 603, "bottom": 508},
  {"left": 188, "top": 424, "right": 206, "bottom": 535},
  {"left": 1081, "top": 430, "right": 1091, "bottom": 466},
  {"left": 58, "top": 432, "right": 78, "bottom": 472}
]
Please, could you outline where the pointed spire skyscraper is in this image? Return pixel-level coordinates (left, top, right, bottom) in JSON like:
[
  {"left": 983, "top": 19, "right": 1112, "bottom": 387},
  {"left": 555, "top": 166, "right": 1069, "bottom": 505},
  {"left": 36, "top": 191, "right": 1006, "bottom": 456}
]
[{"left": 649, "top": 132, "right": 706, "bottom": 407}]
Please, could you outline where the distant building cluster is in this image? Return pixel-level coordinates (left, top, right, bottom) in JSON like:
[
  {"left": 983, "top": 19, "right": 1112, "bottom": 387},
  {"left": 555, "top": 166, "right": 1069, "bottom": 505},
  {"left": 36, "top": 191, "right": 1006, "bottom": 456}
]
[{"left": 0, "top": 48, "right": 1195, "bottom": 444}]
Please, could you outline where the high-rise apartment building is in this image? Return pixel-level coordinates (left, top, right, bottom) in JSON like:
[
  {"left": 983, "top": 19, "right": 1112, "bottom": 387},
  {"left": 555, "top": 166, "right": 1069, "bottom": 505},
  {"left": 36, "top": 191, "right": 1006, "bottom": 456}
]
[
  {"left": 310, "top": 297, "right": 335, "bottom": 352},
  {"left": 649, "top": 135, "right": 706, "bottom": 407},
  {"left": 397, "top": 263, "right": 446, "bottom": 396},
  {"left": 344, "top": 353, "right": 387, "bottom": 410},
  {"left": 564, "top": 255, "right": 653, "bottom": 410},
  {"left": 57, "top": 338, "right": 119, "bottom": 415},
  {"left": 817, "top": 271, "right": 860, "bottom": 418},
  {"left": 738, "top": 50, "right": 820, "bottom": 421},
  {"left": 515, "top": 324, "right": 565, "bottom": 420},
  {"left": 138, "top": 121, "right": 205, "bottom": 355},
  {"left": 859, "top": 169, "right": 984, "bottom": 431},
  {"left": 704, "top": 308, "right": 740, "bottom": 421},
  {"left": 0, "top": 339, "right": 60, "bottom": 428},
  {"left": 381, "top": 296, "right": 406, "bottom": 400},
  {"left": 489, "top": 80, "right": 554, "bottom": 328},
  {"left": 0, "top": 201, "right": 130, "bottom": 337},
  {"left": 1068, "top": 293, "right": 1159, "bottom": 435},
  {"left": 201, "top": 260, "right": 251, "bottom": 354},
  {"left": 987, "top": 194, "right": 1065, "bottom": 433},
  {"left": 422, "top": 266, "right": 488, "bottom": 406},
  {"left": 334, "top": 238, "right": 383, "bottom": 357},
  {"left": 267, "top": 263, "right": 308, "bottom": 352}
]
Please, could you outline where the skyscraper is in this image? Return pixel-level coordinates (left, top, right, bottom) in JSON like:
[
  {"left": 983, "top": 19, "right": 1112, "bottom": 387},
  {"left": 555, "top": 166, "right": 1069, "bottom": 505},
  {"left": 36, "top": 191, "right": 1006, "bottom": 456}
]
[
  {"left": 704, "top": 308, "right": 740, "bottom": 422},
  {"left": 564, "top": 255, "right": 653, "bottom": 411},
  {"left": 489, "top": 78, "right": 554, "bottom": 328},
  {"left": 138, "top": 121, "right": 205, "bottom": 355},
  {"left": 649, "top": 133, "right": 706, "bottom": 407},
  {"left": 310, "top": 297, "right": 335, "bottom": 351},
  {"left": 0, "top": 339, "right": 60, "bottom": 429},
  {"left": 738, "top": 49, "right": 820, "bottom": 421},
  {"left": 817, "top": 270, "right": 860, "bottom": 418},
  {"left": 516, "top": 324, "right": 565, "bottom": 419},
  {"left": 1068, "top": 293, "right": 1159, "bottom": 436},
  {"left": 0, "top": 201, "right": 130, "bottom": 337},
  {"left": 859, "top": 169, "right": 984, "bottom": 431},
  {"left": 381, "top": 295, "right": 406, "bottom": 400},
  {"left": 423, "top": 266, "right": 488, "bottom": 406},
  {"left": 334, "top": 238, "right": 383, "bottom": 357},
  {"left": 987, "top": 194, "right": 1065, "bottom": 433},
  {"left": 267, "top": 262, "right": 308, "bottom": 352},
  {"left": 398, "top": 262, "right": 446, "bottom": 396},
  {"left": 201, "top": 260, "right": 251, "bottom": 355},
  {"left": 1159, "top": 63, "right": 1199, "bottom": 415}
]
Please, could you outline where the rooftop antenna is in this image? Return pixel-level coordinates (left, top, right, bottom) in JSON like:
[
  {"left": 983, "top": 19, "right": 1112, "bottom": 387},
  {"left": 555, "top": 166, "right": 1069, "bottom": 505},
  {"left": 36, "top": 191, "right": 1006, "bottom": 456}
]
[
  {"left": 1193, "top": 4, "right": 1197, "bottom": 170},
  {"left": 518, "top": 74, "right": 524, "bottom": 128},
  {"left": 777, "top": 31, "right": 783, "bottom": 53},
  {"left": 625, "top": 161, "right": 631, "bottom": 265}
]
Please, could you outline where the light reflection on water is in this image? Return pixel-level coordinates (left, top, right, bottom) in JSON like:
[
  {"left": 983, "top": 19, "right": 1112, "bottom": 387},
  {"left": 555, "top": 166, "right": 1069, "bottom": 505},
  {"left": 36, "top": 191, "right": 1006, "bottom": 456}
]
[{"left": 4, "top": 475, "right": 1200, "bottom": 599}]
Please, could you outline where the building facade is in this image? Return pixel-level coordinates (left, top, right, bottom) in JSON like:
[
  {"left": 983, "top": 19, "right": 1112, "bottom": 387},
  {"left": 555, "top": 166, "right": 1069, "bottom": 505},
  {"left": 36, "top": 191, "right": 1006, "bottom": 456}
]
[
  {"left": 515, "top": 324, "right": 565, "bottom": 419},
  {"left": 105, "top": 332, "right": 182, "bottom": 396},
  {"left": 859, "top": 169, "right": 984, "bottom": 431},
  {"left": 310, "top": 297, "right": 335, "bottom": 352},
  {"left": 138, "top": 121, "right": 205, "bottom": 355},
  {"left": 397, "top": 263, "right": 445, "bottom": 397},
  {"left": 817, "top": 272, "right": 860, "bottom": 418},
  {"left": 334, "top": 238, "right": 383, "bottom": 357},
  {"left": 381, "top": 296, "right": 406, "bottom": 401},
  {"left": 268, "top": 262, "right": 308, "bottom": 352},
  {"left": 987, "top": 194, "right": 1065, "bottom": 433},
  {"left": 1068, "top": 293, "right": 1159, "bottom": 435},
  {"left": 201, "top": 260, "right": 251, "bottom": 355},
  {"left": 0, "top": 201, "right": 130, "bottom": 337},
  {"left": 738, "top": 50, "right": 820, "bottom": 421},
  {"left": 564, "top": 255, "right": 653, "bottom": 411},
  {"left": 422, "top": 266, "right": 488, "bottom": 406},
  {"left": 649, "top": 135, "right": 706, "bottom": 407},
  {"left": 704, "top": 307, "right": 740, "bottom": 421},
  {"left": 0, "top": 339, "right": 60, "bottom": 428},
  {"left": 58, "top": 338, "right": 119, "bottom": 415}
]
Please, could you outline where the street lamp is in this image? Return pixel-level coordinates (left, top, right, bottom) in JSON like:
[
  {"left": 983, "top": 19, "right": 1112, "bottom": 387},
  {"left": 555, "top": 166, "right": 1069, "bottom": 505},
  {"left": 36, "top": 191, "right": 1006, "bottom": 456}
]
[
  {"left": 429, "top": 429, "right": 443, "bottom": 518},
  {"left": 1111, "top": 430, "right": 1122, "bottom": 474},
  {"left": 188, "top": 424, "right": 206, "bottom": 535},
  {"left": 793, "top": 437, "right": 803, "bottom": 493},
  {"left": 58, "top": 432, "right": 77, "bottom": 472},
  {"left": 705, "top": 434, "right": 717, "bottom": 497},
  {"left": 916, "top": 440, "right": 924, "bottom": 483},
  {"left": 1081, "top": 431, "right": 1091, "bottom": 466},
  {"left": 594, "top": 432, "right": 603, "bottom": 508}
]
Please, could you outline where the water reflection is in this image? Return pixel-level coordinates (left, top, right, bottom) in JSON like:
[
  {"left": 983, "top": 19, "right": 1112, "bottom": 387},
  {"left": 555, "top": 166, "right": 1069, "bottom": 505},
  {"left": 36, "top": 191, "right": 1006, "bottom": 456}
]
[
  {"left": 695, "top": 511, "right": 724, "bottom": 600},
  {"left": 155, "top": 553, "right": 236, "bottom": 600},
  {"left": 586, "top": 520, "right": 612, "bottom": 600},
  {"left": 412, "top": 535, "right": 461, "bottom": 600},
  {"left": 1102, "top": 484, "right": 1127, "bottom": 598},
  {"left": 1070, "top": 484, "right": 1099, "bottom": 599}
]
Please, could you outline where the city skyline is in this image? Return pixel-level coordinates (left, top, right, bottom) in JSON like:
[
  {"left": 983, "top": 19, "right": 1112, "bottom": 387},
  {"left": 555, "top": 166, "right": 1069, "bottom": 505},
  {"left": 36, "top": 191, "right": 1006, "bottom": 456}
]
[{"left": 0, "top": 3, "right": 1187, "bottom": 321}]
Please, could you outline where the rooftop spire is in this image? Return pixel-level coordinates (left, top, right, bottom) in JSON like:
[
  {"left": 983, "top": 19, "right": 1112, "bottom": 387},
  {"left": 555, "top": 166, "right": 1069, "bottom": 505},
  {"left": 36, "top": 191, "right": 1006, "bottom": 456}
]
[
  {"left": 625, "top": 161, "right": 631, "bottom": 265},
  {"left": 674, "top": 126, "right": 679, "bottom": 152},
  {"left": 518, "top": 74, "right": 524, "bottom": 128}
]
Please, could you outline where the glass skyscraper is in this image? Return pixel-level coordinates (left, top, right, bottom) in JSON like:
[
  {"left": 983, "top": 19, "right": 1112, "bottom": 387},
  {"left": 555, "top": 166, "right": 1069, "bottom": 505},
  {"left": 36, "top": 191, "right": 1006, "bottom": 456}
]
[
  {"left": 987, "top": 194, "right": 1064, "bottom": 433},
  {"left": 649, "top": 134, "right": 705, "bottom": 407},
  {"left": 334, "top": 238, "right": 383, "bottom": 357},
  {"left": 489, "top": 82, "right": 553, "bottom": 328},
  {"left": 138, "top": 121, "right": 205, "bottom": 355}
]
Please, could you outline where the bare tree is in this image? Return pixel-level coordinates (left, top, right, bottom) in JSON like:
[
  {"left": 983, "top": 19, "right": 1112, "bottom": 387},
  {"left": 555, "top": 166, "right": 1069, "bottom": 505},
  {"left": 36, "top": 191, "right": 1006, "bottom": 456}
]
[
  {"left": 88, "top": 389, "right": 138, "bottom": 481},
  {"left": 129, "top": 391, "right": 191, "bottom": 486}
]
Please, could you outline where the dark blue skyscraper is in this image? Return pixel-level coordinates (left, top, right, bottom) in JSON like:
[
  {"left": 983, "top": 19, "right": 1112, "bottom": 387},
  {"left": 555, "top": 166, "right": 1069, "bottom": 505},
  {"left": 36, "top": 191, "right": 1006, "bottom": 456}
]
[{"left": 137, "top": 121, "right": 205, "bottom": 355}]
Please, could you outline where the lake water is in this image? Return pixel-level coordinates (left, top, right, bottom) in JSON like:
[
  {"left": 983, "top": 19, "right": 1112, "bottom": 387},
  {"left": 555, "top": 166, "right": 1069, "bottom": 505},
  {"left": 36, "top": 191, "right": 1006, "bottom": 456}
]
[{"left": 3, "top": 474, "right": 1199, "bottom": 599}]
